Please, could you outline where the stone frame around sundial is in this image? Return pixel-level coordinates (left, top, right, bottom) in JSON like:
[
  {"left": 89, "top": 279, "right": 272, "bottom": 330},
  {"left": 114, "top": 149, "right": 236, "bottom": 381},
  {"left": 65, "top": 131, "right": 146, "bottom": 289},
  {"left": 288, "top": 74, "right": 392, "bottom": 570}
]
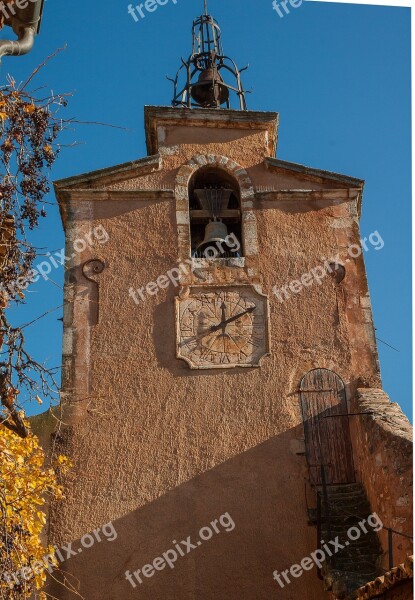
[{"left": 175, "top": 285, "right": 271, "bottom": 370}]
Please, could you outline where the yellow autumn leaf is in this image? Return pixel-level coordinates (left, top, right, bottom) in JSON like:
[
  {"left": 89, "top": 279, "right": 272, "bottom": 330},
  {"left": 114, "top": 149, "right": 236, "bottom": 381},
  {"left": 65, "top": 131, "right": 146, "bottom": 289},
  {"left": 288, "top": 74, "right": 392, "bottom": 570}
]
[
  {"left": 0, "top": 422, "right": 70, "bottom": 596},
  {"left": 36, "top": 511, "right": 46, "bottom": 525}
]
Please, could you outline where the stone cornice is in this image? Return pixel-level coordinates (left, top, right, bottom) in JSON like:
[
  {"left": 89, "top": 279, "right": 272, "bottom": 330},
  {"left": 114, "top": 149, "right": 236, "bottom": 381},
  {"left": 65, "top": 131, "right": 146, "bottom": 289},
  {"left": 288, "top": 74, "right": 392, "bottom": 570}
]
[
  {"left": 53, "top": 154, "right": 162, "bottom": 191},
  {"left": 255, "top": 188, "right": 361, "bottom": 201},
  {"left": 264, "top": 158, "right": 364, "bottom": 216},
  {"left": 255, "top": 188, "right": 361, "bottom": 217},
  {"left": 144, "top": 105, "right": 279, "bottom": 157},
  {"left": 265, "top": 157, "right": 365, "bottom": 188},
  {"left": 56, "top": 189, "right": 174, "bottom": 202}
]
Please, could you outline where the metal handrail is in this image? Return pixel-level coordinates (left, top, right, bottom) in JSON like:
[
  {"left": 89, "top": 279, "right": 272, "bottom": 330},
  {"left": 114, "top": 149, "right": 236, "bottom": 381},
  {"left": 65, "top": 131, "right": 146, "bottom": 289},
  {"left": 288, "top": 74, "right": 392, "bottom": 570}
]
[
  {"left": 315, "top": 464, "right": 336, "bottom": 574},
  {"left": 385, "top": 527, "right": 413, "bottom": 571},
  {"left": 314, "top": 490, "right": 413, "bottom": 573},
  {"left": 316, "top": 492, "right": 324, "bottom": 580}
]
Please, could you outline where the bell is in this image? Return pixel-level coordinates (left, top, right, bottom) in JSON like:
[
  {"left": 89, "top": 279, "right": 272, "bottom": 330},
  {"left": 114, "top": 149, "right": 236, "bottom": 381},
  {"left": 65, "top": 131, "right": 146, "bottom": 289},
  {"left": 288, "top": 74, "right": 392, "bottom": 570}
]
[
  {"left": 197, "top": 220, "right": 231, "bottom": 258},
  {"left": 191, "top": 66, "right": 229, "bottom": 107}
]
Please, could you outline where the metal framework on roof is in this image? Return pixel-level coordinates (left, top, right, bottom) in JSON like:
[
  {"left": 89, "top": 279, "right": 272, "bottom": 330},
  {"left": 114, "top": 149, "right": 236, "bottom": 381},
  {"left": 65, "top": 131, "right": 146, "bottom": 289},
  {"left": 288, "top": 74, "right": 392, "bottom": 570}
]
[{"left": 170, "top": 1, "right": 248, "bottom": 110}]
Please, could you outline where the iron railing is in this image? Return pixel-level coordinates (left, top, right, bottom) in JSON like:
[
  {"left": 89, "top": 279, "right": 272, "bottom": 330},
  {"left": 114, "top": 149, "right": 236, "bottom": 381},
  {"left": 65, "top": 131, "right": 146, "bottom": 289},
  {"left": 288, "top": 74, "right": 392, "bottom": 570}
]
[
  {"left": 314, "top": 472, "right": 413, "bottom": 574},
  {"left": 385, "top": 527, "right": 413, "bottom": 571}
]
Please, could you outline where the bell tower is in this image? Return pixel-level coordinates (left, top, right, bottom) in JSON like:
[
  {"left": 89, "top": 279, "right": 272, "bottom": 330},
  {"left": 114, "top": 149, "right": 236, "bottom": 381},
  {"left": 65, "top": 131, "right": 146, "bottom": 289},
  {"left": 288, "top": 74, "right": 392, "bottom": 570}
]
[{"left": 48, "top": 3, "right": 412, "bottom": 599}]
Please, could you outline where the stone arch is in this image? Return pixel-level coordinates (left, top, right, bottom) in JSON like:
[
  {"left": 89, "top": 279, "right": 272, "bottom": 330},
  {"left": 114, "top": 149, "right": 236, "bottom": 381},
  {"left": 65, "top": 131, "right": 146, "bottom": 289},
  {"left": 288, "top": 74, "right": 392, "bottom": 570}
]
[{"left": 174, "top": 154, "right": 258, "bottom": 266}]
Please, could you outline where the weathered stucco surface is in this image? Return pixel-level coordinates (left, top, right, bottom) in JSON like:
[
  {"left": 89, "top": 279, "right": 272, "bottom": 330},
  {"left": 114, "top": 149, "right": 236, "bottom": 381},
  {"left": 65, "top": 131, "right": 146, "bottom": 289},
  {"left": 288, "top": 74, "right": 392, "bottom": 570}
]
[
  {"left": 350, "top": 389, "right": 413, "bottom": 569},
  {"left": 45, "top": 107, "right": 411, "bottom": 600}
]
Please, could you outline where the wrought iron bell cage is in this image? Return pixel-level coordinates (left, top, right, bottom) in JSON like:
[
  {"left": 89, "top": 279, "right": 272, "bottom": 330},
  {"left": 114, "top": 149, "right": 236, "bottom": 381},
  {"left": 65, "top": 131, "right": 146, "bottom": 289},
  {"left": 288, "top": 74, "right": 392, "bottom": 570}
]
[
  {"left": 170, "top": 2, "right": 248, "bottom": 110},
  {"left": 192, "top": 12, "right": 224, "bottom": 65}
]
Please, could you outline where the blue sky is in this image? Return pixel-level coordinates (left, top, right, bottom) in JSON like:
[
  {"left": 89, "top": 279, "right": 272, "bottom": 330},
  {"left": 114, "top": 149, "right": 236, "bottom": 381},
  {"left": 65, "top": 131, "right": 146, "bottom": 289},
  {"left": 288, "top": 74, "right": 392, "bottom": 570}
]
[{"left": 1, "top": 1, "right": 411, "bottom": 418}]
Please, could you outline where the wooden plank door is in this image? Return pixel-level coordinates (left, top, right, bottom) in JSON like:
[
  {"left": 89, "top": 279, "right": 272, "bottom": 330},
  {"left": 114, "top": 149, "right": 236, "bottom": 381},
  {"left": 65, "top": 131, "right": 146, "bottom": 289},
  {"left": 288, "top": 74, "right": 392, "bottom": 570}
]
[{"left": 300, "top": 368, "right": 355, "bottom": 486}]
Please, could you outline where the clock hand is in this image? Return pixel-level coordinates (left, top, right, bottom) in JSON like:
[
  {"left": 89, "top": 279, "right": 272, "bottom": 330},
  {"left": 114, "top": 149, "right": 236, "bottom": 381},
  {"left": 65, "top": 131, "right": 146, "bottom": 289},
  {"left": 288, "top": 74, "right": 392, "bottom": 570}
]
[
  {"left": 221, "top": 302, "right": 226, "bottom": 322},
  {"left": 178, "top": 327, "right": 215, "bottom": 347},
  {"left": 178, "top": 321, "right": 225, "bottom": 347},
  {"left": 208, "top": 305, "right": 255, "bottom": 334},
  {"left": 220, "top": 302, "right": 226, "bottom": 335},
  {"left": 179, "top": 306, "right": 255, "bottom": 347}
]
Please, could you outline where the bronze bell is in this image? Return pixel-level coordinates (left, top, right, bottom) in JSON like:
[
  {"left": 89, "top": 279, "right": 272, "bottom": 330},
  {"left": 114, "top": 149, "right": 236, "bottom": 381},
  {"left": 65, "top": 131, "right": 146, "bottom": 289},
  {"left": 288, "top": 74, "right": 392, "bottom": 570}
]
[
  {"left": 191, "top": 66, "right": 229, "bottom": 108},
  {"left": 197, "top": 220, "right": 231, "bottom": 258}
]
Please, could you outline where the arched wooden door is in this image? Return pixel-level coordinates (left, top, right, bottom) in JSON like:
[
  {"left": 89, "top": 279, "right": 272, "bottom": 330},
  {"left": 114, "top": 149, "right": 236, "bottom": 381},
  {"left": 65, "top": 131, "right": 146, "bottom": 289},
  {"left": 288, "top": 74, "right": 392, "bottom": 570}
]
[{"left": 300, "top": 369, "right": 355, "bottom": 486}]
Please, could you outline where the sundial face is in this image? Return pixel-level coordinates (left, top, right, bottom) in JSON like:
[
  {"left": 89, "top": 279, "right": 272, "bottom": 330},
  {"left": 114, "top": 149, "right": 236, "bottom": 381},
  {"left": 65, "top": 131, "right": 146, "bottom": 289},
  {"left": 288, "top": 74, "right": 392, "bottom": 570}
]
[{"left": 176, "top": 287, "right": 269, "bottom": 369}]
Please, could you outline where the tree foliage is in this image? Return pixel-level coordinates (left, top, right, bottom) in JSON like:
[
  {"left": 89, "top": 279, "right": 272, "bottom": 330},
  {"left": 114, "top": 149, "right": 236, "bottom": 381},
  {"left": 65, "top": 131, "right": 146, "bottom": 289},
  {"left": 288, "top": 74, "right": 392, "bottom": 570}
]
[
  {"left": 0, "top": 69, "right": 68, "bottom": 437},
  {"left": 0, "top": 422, "right": 71, "bottom": 599},
  {"left": 0, "top": 59, "right": 71, "bottom": 599}
]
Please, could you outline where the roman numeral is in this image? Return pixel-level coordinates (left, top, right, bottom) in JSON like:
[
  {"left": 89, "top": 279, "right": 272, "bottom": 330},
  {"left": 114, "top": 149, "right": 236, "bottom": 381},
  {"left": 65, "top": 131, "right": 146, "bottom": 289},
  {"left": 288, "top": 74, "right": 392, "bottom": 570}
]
[{"left": 220, "top": 354, "right": 232, "bottom": 364}]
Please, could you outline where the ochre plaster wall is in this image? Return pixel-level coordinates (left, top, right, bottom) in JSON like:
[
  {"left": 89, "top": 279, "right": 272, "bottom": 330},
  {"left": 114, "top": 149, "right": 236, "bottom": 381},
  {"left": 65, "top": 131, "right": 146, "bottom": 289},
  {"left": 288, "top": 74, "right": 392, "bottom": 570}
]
[{"left": 47, "top": 110, "right": 386, "bottom": 600}]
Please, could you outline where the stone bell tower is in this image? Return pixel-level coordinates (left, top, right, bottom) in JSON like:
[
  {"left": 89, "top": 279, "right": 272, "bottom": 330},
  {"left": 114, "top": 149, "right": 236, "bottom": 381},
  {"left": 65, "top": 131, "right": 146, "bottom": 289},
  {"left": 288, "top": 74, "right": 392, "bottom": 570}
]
[{"left": 47, "top": 3, "right": 412, "bottom": 599}]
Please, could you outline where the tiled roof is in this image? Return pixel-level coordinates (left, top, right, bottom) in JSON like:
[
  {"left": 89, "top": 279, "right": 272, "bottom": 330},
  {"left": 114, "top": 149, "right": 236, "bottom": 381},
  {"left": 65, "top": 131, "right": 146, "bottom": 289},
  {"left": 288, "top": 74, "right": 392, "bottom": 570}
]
[{"left": 355, "top": 556, "right": 413, "bottom": 599}]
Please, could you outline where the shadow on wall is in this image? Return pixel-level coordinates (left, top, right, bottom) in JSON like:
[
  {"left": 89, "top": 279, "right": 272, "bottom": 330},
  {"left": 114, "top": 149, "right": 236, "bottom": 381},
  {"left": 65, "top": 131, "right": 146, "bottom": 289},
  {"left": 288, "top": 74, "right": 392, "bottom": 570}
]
[{"left": 45, "top": 425, "right": 331, "bottom": 600}]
